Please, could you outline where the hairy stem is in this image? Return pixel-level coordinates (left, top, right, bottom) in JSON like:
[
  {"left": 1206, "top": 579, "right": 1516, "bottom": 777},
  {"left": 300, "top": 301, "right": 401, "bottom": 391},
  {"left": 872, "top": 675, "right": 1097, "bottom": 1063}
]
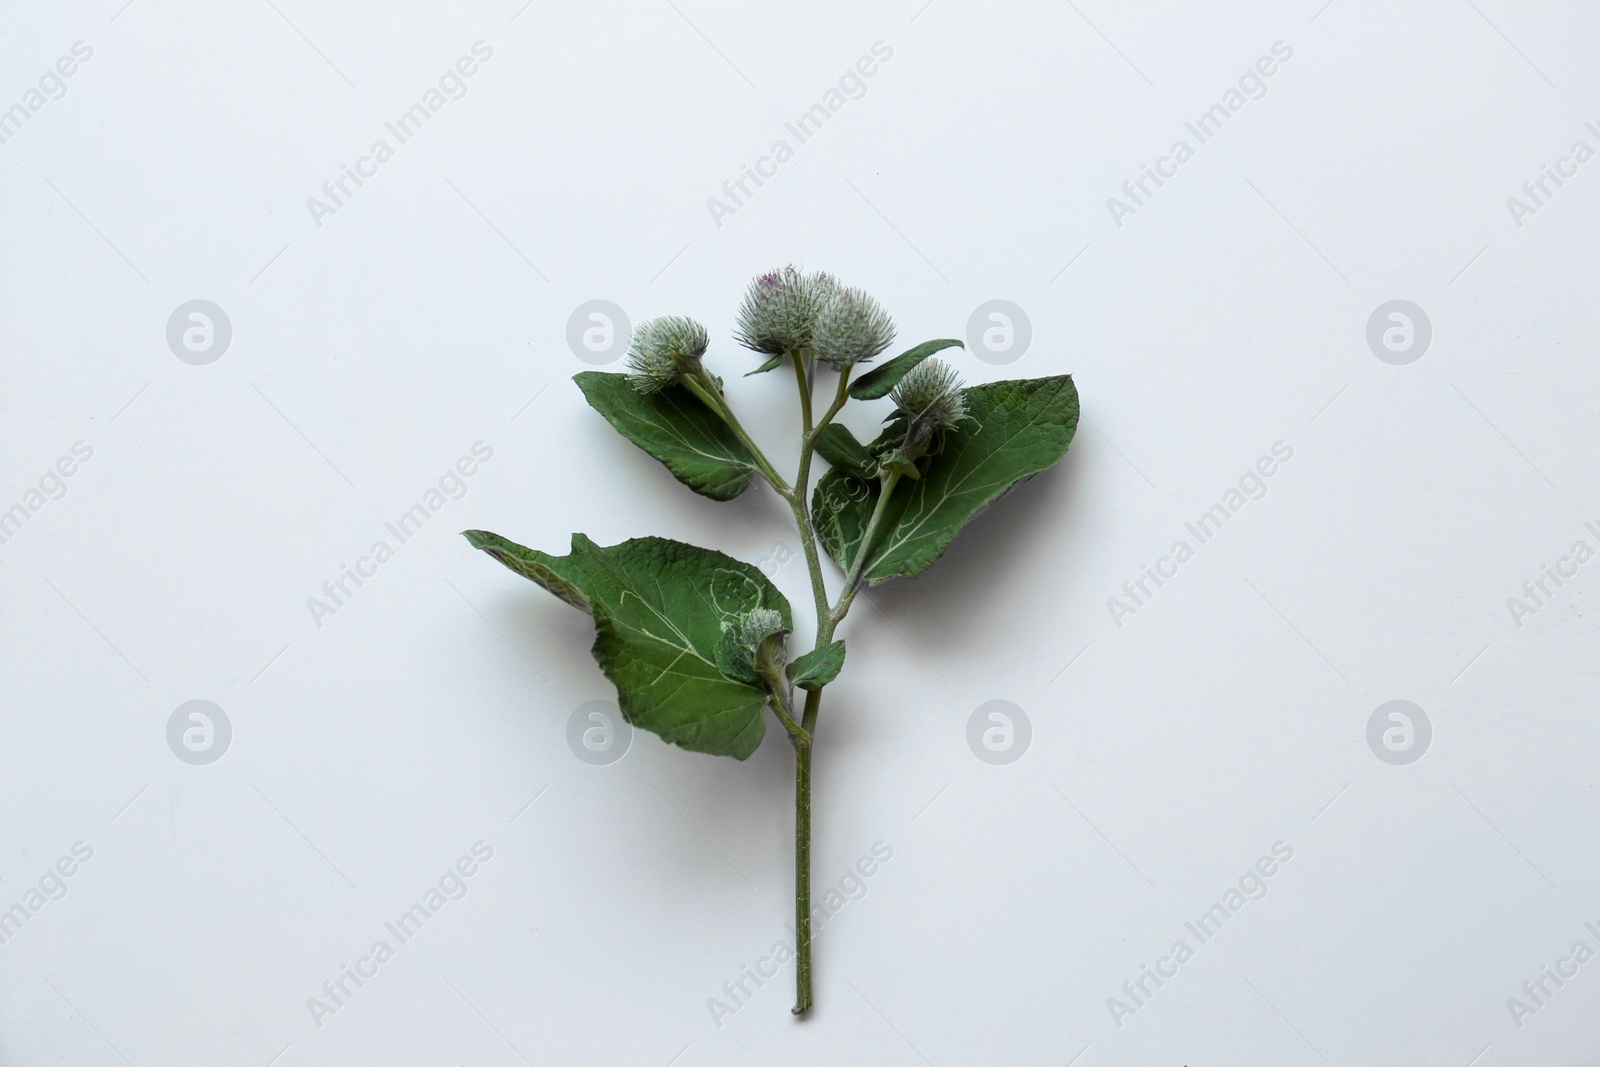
[
  {"left": 683, "top": 370, "right": 793, "bottom": 499},
  {"left": 800, "top": 674, "right": 824, "bottom": 732},
  {"left": 767, "top": 683, "right": 810, "bottom": 745},
  {"left": 831, "top": 470, "right": 901, "bottom": 624},
  {"left": 811, "top": 371, "right": 853, "bottom": 436},
  {"left": 693, "top": 352, "right": 853, "bottom": 1017},
  {"left": 792, "top": 736, "right": 813, "bottom": 1015},
  {"left": 784, "top": 357, "right": 854, "bottom": 1016},
  {"left": 786, "top": 353, "right": 824, "bottom": 1015},
  {"left": 789, "top": 354, "right": 835, "bottom": 629}
]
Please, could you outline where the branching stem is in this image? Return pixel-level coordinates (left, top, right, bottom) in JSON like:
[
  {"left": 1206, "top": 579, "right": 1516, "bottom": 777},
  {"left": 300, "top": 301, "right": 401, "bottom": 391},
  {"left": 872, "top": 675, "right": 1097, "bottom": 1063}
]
[
  {"left": 784, "top": 351, "right": 837, "bottom": 1015},
  {"left": 788, "top": 353, "right": 838, "bottom": 631},
  {"left": 831, "top": 469, "right": 901, "bottom": 624},
  {"left": 683, "top": 370, "right": 793, "bottom": 500},
  {"left": 767, "top": 682, "right": 810, "bottom": 746},
  {"left": 690, "top": 352, "right": 872, "bottom": 1017},
  {"left": 810, "top": 371, "right": 853, "bottom": 438}
]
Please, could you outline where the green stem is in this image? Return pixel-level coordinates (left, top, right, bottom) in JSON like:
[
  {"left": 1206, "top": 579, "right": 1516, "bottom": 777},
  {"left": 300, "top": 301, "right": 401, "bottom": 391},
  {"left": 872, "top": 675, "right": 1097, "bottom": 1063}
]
[
  {"left": 831, "top": 470, "right": 901, "bottom": 624},
  {"left": 767, "top": 683, "right": 810, "bottom": 746},
  {"left": 683, "top": 371, "right": 793, "bottom": 499},
  {"left": 690, "top": 352, "right": 854, "bottom": 1017},
  {"left": 810, "top": 371, "right": 853, "bottom": 437},
  {"left": 789, "top": 355, "right": 834, "bottom": 629},
  {"left": 783, "top": 357, "right": 858, "bottom": 1016},
  {"left": 800, "top": 675, "right": 824, "bottom": 733},
  {"left": 785, "top": 352, "right": 828, "bottom": 1015},
  {"left": 792, "top": 735, "right": 813, "bottom": 1015}
]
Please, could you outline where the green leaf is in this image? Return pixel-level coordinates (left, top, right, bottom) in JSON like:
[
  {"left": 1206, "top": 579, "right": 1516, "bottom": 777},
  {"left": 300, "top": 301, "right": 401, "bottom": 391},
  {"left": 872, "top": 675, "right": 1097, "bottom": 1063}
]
[
  {"left": 812, "top": 375, "right": 1079, "bottom": 584},
  {"left": 464, "top": 530, "right": 791, "bottom": 759},
  {"left": 812, "top": 424, "right": 878, "bottom": 479},
  {"left": 574, "top": 371, "right": 756, "bottom": 501},
  {"left": 787, "top": 640, "right": 845, "bottom": 690},
  {"left": 745, "top": 355, "right": 785, "bottom": 376},
  {"left": 714, "top": 626, "right": 762, "bottom": 686},
  {"left": 880, "top": 453, "right": 920, "bottom": 480},
  {"left": 848, "top": 339, "right": 963, "bottom": 400},
  {"left": 462, "top": 529, "right": 589, "bottom": 610}
]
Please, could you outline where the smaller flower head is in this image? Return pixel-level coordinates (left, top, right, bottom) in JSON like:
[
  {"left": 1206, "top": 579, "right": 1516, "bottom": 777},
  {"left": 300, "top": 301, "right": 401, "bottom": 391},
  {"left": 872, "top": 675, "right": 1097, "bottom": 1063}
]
[
  {"left": 717, "top": 607, "right": 789, "bottom": 686},
  {"left": 626, "top": 315, "right": 709, "bottom": 393},
  {"left": 812, "top": 288, "right": 896, "bottom": 368},
  {"left": 888, "top": 358, "right": 967, "bottom": 462},
  {"left": 734, "top": 267, "right": 833, "bottom": 356},
  {"left": 740, "top": 607, "right": 787, "bottom": 648},
  {"left": 891, "top": 358, "right": 967, "bottom": 431}
]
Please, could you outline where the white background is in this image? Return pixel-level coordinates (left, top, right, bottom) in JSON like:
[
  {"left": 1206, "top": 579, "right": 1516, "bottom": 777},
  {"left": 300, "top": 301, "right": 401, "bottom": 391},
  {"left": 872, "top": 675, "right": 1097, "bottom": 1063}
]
[{"left": 3, "top": 0, "right": 1599, "bottom": 1064}]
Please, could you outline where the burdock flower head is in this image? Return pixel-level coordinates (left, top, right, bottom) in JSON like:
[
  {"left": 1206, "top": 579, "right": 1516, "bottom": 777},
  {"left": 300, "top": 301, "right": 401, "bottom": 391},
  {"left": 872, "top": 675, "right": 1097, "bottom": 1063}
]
[
  {"left": 889, "top": 358, "right": 967, "bottom": 463},
  {"left": 626, "top": 315, "right": 710, "bottom": 393},
  {"left": 716, "top": 606, "right": 790, "bottom": 688},
  {"left": 741, "top": 607, "right": 788, "bottom": 672},
  {"left": 734, "top": 266, "right": 836, "bottom": 356},
  {"left": 813, "top": 287, "right": 896, "bottom": 368}
]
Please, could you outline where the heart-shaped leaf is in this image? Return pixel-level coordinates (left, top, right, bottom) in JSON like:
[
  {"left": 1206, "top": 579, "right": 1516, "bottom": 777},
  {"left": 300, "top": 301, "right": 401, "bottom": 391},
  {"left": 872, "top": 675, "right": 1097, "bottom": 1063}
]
[
  {"left": 575, "top": 371, "right": 756, "bottom": 501},
  {"left": 848, "top": 339, "right": 963, "bottom": 400},
  {"left": 812, "top": 375, "right": 1078, "bottom": 584},
  {"left": 464, "top": 530, "right": 790, "bottom": 758},
  {"left": 787, "top": 640, "right": 845, "bottom": 690}
]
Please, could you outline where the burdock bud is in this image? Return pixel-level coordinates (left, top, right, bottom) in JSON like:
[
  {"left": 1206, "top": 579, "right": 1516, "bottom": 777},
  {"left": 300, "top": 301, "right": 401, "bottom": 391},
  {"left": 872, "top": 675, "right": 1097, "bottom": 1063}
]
[
  {"left": 812, "top": 288, "right": 896, "bottom": 368},
  {"left": 734, "top": 267, "right": 834, "bottom": 356},
  {"left": 745, "top": 607, "right": 789, "bottom": 681},
  {"left": 889, "top": 358, "right": 967, "bottom": 462},
  {"left": 626, "top": 315, "right": 709, "bottom": 393},
  {"left": 716, "top": 606, "right": 790, "bottom": 687},
  {"left": 740, "top": 607, "right": 787, "bottom": 648}
]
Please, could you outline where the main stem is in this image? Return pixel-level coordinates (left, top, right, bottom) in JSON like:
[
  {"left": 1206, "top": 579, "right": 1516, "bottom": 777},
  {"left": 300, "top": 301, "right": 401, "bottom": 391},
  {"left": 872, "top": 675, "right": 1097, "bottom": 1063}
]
[
  {"left": 790, "top": 461, "right": 902, "bottom": 1011},
  {"left": 783, "top": 362, "right": 896, "bottom": 1015},
  {"left": 693, "top": 353, "right": 864, "bottom": 1016},
  {"left": 792, "top": 735, "right": 813, "bottom": 1014},
  {"left": 788, "top": 351, "right": 825, "bottom": 1015}
]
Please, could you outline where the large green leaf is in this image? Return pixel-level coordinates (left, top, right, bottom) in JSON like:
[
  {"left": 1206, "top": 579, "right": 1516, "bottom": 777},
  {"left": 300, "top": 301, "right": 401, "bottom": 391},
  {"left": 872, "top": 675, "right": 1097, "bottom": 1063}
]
[
  {"left": 574, "top": 372, "right": 756, "bottom": 501},
  {"left": 812, "top": 376, "right": 1078, "bottom": 585},
  {"left": 463, "top": 530, "right": 790, "bottom": 759},
  {"left": 848, "top": 339, "right": 963, "bottom": 400}
]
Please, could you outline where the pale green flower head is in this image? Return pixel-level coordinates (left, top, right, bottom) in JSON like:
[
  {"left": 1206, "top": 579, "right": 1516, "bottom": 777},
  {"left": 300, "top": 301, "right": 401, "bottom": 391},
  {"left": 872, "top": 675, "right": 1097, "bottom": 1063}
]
[
  {"left": 627, "top": 315, "right": 709, "bottom": 393},
  {"left": 813, "top": 287, "right": 895, "bottom": 368},
  {"left": 891, "top": 358, "right": 967, "bottom": 432},
  {"left": 716, "top": 606, "right": 789, "bottom": 687},
  {"left": 740, "top": 607, "right": 787, "bottom": 647},
  {"left": 888, "top": 358, "right": 968, "bottom": 465},
  {"left": 734, "top": 266, "right": 836, "bottom": 356}
]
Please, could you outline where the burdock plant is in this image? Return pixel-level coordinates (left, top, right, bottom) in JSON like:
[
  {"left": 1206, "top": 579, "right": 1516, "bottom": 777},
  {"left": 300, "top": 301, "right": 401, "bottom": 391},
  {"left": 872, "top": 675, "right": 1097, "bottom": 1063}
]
[{"left": 464, "top": 268, "right": 1079, "bottom": 1014}]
